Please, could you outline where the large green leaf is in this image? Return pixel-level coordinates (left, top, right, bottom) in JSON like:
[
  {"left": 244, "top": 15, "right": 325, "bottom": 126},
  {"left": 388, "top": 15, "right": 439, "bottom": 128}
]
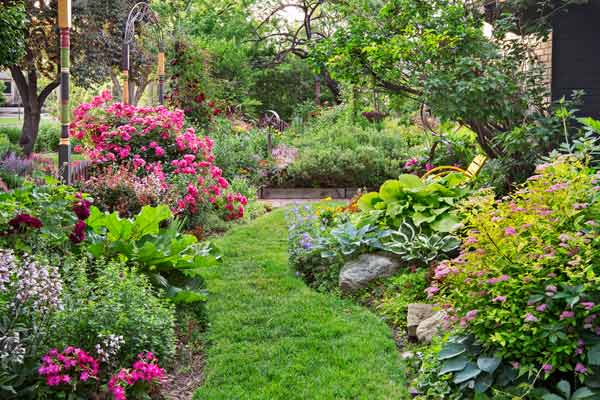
[
  {"left": 396, "top": 174, "right": 425, "bottom": 189},
  {"left": 453, "top": 362, "right": 482, "bottom": 384},
  {"left": 588, "top": 344, "right": 600, "bottom": 366},
  {"left": 132, "top": 205, "right": 172, "bottom": 239},
  {"left": 477, "top": 357, "right": 501, "bottom": 374},
  {"left": 358, "top": 192, "right": 383, "bottom": 211},
  {"left": 572, "top": 387, "right": 595, "bottom": 399},
  {"left": 474, "top": 373, "right": 493, "bottom": 393},
  {"left": 379, "top": 180, "right": 404, "bottom": 203},
  {"left": 430, "top": 214, "right": 462, "bottom": 233},
  {"left": 438, "top": 342, "right": 466, "bottom": 360},
  {"left": 439, "top": 355, "right": 469, "bottom": 375}
]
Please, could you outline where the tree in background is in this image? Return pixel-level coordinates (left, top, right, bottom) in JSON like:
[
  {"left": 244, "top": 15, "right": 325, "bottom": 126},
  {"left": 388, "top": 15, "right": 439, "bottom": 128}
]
[
  {"left": 317, "top": 0, "right": 569, "bottom": 184},
  {"left": 252, "top": 0, "right": 342, "bottom": 104},
  {"left": 6, "top": 0, "right": 163, "bottom": 155},
  {"left": 0, "top": 0, "right": 26, "bottom": 68}
]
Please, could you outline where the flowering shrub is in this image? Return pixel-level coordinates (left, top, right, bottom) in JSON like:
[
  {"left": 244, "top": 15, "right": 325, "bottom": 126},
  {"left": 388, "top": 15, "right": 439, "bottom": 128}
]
[
  {"left": 80, "top": 164, "right": 169, "bottom": 217},
  {"left": 70, "top": 91, "right": 247, "bottom": 223},
  {"left": 38, "top": 347, "right": 99, "bottom": 388},
  {"left": 107, "top": 352, "right": 165, "bottom": 400},
  {"left": 427, "top": 158, "right": 600, "bottom": 391},
  {"left": 0, "top": 249, "right": 64, "bottom": 398}
]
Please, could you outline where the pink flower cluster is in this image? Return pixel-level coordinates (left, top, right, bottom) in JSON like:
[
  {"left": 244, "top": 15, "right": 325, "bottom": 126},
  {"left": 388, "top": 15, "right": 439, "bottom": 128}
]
[
  {"left": 38, "top": 347, "right": 99, "bottom": 387},
  {"left": 107, "top": 352, "right": 165, "bottom": 400},
  {"left": 70, "top": 91, "right": 247, "bottom": 221}
]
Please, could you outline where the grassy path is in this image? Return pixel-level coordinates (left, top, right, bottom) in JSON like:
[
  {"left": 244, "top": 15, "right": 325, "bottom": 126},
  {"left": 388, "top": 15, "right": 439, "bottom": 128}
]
[{"left": 194, "top": 209, "right": 407, "bottom": 400}]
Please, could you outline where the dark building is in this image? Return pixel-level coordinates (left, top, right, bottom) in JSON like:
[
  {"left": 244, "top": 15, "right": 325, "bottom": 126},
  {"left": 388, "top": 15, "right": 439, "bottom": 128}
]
[{"left": 551, "top": 0, "right": 600, "bottom": 119}]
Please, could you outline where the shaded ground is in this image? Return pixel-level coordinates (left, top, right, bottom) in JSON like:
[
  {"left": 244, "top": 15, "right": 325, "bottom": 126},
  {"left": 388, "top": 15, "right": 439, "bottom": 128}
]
[{"left": 194, "top": 209, "right": 407, "bottom": 400}]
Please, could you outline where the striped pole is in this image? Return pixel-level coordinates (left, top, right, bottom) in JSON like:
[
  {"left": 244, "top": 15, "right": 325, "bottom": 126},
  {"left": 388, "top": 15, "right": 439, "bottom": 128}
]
[
  {"left": 122, "top": 43, "right": 130, "bottom": 104},
  {"left": 158, "top": 41, "right": 165, "bottom": 105},
  {"left": 58, "top": 0, "right": 71, "bottom": 184}
]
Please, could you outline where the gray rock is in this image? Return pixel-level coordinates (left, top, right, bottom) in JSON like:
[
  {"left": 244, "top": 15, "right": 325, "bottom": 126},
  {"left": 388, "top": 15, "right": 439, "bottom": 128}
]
[
  {"left": 416, "top": 311, "right": 448, "bottom": 344},
  {"left": 339, "top": 253, "right": 402, "bottom": 293},
  {"left": 407, "top": 303, "right": 434, "bottom": 338}
]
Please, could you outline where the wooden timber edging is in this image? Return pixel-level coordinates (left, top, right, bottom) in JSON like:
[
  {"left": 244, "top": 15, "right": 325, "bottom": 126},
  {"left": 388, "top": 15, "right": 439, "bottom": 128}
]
[{"left": 259, "top": 187, "right": 362, "bottom": 200}]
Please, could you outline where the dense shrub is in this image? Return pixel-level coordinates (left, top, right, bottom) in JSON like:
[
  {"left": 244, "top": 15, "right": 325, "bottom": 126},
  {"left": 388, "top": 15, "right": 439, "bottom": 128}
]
[
  {"left": 51, "top": 258, "right": 177, "bottom": 368},
  {"left": 70, "top": 91, "right": 247, "bottom": 224},
  {"left": 209, "top": 118, "right": 271, "bottom": 186},
  {"left": 33, "top": 121, "right": 60, "bottom": 153},
  {"left": 274, "top": 106, "right": 480, "bottom": 188},
  {"left": 421, "top": 157, "right": 600, "bottom": 397}
]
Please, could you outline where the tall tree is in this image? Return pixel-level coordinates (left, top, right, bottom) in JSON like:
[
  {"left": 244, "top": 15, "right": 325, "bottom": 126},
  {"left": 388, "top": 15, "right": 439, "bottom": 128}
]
[
  {"left": 0, "top": 0, "right": 26, "bottom": 68},
  {"left": 253, "top": 0, "right": 342, "bottom": 103},
  {"left": 8, "top": 0, "right": 162, "bottom": 155},
  {"left": 319, "top": 0, "right": 557, "bottom": 159}
]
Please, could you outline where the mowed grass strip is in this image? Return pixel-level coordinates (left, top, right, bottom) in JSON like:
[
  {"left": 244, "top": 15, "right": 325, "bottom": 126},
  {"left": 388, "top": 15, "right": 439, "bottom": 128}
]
[{"left": 194, "top": 208, "right": 407, "bottom": 400}]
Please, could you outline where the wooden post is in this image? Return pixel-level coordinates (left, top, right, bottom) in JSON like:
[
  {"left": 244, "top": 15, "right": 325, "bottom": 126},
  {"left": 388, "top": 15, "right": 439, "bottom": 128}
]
[
  {"left": 122, "top": 43, "right": 130, "bottom": 104},
  {"left": 58, "top": 0, "right": 71, "bottom": 184},
  {"left": 158, "top": 41, "right": 165, "bottom": 105}
]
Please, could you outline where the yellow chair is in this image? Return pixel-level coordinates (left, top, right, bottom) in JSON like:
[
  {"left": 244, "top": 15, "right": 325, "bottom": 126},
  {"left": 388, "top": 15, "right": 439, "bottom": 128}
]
[{"left": 421, "top": 155, "right": 488, "bottom": 181}]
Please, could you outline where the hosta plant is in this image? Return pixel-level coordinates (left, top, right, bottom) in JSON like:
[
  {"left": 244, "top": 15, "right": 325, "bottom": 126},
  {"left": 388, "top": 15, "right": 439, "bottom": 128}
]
[{"left": 358, "top": 173, "right": 470, "bottom": 233}]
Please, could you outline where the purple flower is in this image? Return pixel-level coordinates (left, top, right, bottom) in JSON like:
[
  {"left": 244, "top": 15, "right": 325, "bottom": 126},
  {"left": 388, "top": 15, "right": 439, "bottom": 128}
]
[
  {"left": 492, "top": 296, "right": 507, "bottom": 303},
  {"left": 425, "top": 286, "right": 439, "bottom": 298},
  {"left": 8, "top": 214, "right": 43, "bottom": 230},
  {"left": 504, "top": 227, "right": 517, "bottom": 236},
  {"left": 511, "top": 361, "right": 520, "bottom": 369},
  {"left": 465, "top": 310, "right": 478, "bottom": 321},
  {"left": 542, "top": 364, "right": 553, "bottom": 372},
  {"left": 487, "top": 275, "right": 510, "bottom": 284},
  {"left": 536, "top": 304, "right": 548, "bottom": 312},
  {"left": 545, "top": 182, "right": 568, "bottom": 193},
  {"left": 524, "top": 313, "right": 538, "bottom": 323},
  {"left": 69, "top": 221, "right": 87, "bottom": 244},
  {"left": 560, "top": 310, "right": 575, "bottom": 320},
  {"left": 581, "top": 302, "right": 595, "bottom": 311},
  {"left": 545, "top": 285, "right": 557, "bottom": 296},
  {"left": 575, "top": 363, "right": 588, "bottom": 374}
]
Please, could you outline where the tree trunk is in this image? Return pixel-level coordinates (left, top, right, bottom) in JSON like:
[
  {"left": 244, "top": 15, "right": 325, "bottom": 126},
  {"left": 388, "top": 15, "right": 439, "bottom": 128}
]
[
  {"left": 20, "top": 104, "right": 41, "bottom": 155},
  {"left": 9, "top": 66, "right": 60, "bottom": 156},
  {"left": 321, "top": 68, "right": 342, "bottom": 104}
]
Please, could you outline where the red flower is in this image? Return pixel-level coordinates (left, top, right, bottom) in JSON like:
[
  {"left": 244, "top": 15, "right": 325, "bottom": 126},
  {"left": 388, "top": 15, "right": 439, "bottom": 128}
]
[
  {"left": 213, "top": 108, "right": 221, "bottom": 116},
  {"left": 208, "top": 101, "right": 215, "bottom": 108},
  {"left": 9, "top": 214, "right": 43, "bottom": 230},
  {"left": 69, "top": 221, "right": 87, "bottom": 244},
  {"left": 194, "top": 93, "right": 206, "bottom": 103},
  {"left": 73, "top": 199, "right": 91, "bottom": 220}
]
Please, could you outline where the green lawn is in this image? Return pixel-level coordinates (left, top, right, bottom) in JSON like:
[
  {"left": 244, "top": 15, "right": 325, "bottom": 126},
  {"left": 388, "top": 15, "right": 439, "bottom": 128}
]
[{"left": 194, "top": 209, "right": 407, "bottom": 400}]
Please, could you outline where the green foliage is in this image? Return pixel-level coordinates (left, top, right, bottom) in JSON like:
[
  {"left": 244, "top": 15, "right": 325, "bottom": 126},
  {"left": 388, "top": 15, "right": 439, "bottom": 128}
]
[
  {"left": 86, "top": 205, "right": 220, "bottom": 304},
  {"left": 210, "top": 119, "right": 271, "bottom": 186},
  {"left": 358, "top": 173, "right": 470, "bottom": 233},
  {"left": 0, "top": 133, "right": 21, "bottom": 156},
  {"left": 0, "top": 180, "right": 81, "bottom": 253},
  {"left": 364, "top": 269, "right": 429, "bottom": 329},
  {"left": 33, "top": 121, "right": 60, "bottom": 153},
  {"left": 429, "top": 158, "right": 600, "bottom": 387},
  {"left": 0, "top": 1, "right": 26, "bottom": 67},
  {"left": 51, "top": 258, "right": 177, "bottom": 367},
  {"left": 382, "top": 221, "right": 460, "bottom": 264}
]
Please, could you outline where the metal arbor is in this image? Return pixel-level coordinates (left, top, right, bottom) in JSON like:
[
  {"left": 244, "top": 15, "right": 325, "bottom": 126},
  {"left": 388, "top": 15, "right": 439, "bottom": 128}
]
[{"left": 122, "top": 2, "right": 165, "bottom": 105}]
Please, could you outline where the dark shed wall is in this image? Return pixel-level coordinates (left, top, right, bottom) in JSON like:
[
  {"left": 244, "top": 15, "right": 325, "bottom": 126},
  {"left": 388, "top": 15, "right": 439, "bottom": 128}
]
[{"left": 552, "top": 1, "right": 600, "bottom": 119}]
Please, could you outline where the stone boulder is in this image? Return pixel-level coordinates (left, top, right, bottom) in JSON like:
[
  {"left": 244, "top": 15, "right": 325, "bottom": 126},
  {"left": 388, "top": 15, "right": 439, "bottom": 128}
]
[
  {"left": 407, "top": 303, "right": 434, "bottom": 338},
  {"left": 339, "top": 253, "right": 402, "bottom": 293},
  {"left": 416, "top": 311, "right": 448, "bottom": 344}
]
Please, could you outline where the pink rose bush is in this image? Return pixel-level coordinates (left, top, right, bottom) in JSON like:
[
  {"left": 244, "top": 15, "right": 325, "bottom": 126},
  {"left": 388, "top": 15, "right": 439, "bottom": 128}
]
[
  {"left": 70, "top": 91, "right": 246, "bottom": 223},
  {"left": 427, "top": 157, "right": 600, "bottom": 381},
  {"left": 38, "top": 347, "right": 99, "bottom": 388}
]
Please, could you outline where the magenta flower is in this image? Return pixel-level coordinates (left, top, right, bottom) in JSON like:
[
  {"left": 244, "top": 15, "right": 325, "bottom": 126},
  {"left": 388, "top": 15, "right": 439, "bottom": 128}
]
[
  {"left": 575, "top": 363, "right": 588, "bottom": 374},
  {"left": 536, "top": 304, "right": 548, "bottom": 312},
  {"left": 425, "top": 286, "right": 439, "bottom": 298},
  {"left": 581, "top": 302, "right": 595, "bottom": 311},
  {"left": 504, "top": 227, "right": 517, "bottom": 236},
  {"left": 524, "top": 313, "right": 538, "bottom": 323},
  {"left": 492, "top": 296, "right": 507, "bottom": 303},
  {"left": 487, "top": 275, "right": 510, "bottom": 284},
  {"left": 9, "top": 214, "right": 43, "bottom": 230},
  {"left": 560, "top": 310, "right": 575, "bottom": 320},
  {"left": 465, "top": 310, "right": 478, "bottom": 321},
  {"left": 542, "top": 364, "right": 553, "bottom": 372}
]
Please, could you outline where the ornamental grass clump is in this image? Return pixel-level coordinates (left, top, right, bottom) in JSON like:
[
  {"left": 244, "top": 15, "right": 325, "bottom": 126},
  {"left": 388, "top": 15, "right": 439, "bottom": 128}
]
[{"left": 429, "top": 157, "right": 600, "bottom": 382}]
